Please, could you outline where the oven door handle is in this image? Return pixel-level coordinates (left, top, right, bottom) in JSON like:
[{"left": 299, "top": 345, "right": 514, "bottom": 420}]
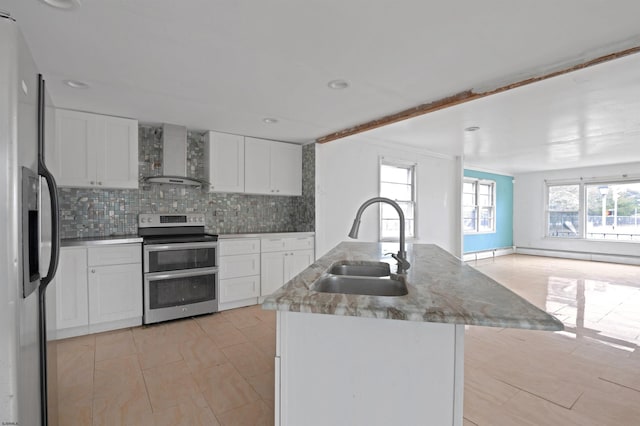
[
  {"left": 144, "top": 242, "right": 218, "bottom": 252},
  {"left": 145, "top": 267, "right": 219, "bottom": 281}
]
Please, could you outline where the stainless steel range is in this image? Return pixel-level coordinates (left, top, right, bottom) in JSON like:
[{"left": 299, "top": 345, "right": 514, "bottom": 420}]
[{"left": 138, "top": 213, "right": 218, "bottom": 324}]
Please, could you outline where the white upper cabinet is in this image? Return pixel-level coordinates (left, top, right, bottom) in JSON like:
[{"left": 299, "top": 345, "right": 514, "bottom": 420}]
[
  {"left": 205, "top": 131, "right": 245, "bottom": 193},
  {"left": 245, "top": 137, "right": 302, "bottom": 196},
  {"left": 98, "top": 115, "right": 139, "bottom": 188},
  {"left": 54, "top": 109, "right": 138, "bottom": 189},
  {"left": 245, "top": 137, "right": 271, "bottom": 194},
  {"left": 271, "top": 142, "right": 302, "bottom": 196}
]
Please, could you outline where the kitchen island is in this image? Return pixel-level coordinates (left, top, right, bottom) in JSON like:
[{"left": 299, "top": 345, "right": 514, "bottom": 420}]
[{"left": 262, "top": 242, "right": 563, "bottom": 426}]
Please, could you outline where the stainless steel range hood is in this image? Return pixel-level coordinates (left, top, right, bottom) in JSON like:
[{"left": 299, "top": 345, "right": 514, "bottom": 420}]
[{"left": 143, "top": 123, "right": 208, "bottom": 186}]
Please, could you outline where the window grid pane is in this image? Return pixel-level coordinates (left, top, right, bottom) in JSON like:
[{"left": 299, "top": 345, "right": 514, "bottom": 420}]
[
  {"left": 381, "top": 164, "right": 412, "bottom": 185},
  {"left": 380, "top": 182, "right": 413, "bottom": 201}
]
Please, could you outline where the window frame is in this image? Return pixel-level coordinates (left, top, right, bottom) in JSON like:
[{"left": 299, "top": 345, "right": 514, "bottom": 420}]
[
  {"left": 463, "top": 178, "right": 496, "bottom": 235},
  {"left": 378, "top": 157, "right": 417, "bottom": 242},
  {"left": 545, "top": 182, "right": 582, "bottom": 239},
  {"left": 545, "top": 177, "right": 640, "bottom": 242}
]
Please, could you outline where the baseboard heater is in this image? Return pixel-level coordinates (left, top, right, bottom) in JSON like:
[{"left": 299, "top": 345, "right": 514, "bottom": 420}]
[
  {"left": 514, "top": 247, "right": 640, "bottom": 266},
  {"left": 462, "top": 247, "right": 515, "bottom": 262}
]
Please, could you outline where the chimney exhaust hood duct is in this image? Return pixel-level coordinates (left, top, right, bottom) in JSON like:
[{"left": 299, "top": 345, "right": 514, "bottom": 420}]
[{"left": 143, "top": 123, "right": 208, "bottom": 187}]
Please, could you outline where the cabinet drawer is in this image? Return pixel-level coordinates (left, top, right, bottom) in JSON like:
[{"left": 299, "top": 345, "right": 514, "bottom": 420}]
[
  {"left": 285, "top": 236, "right": 314, "bottom": 251},
  {"left": 220, "top": 253, "right": 260, "bottom": 279},
  {"left": 260, "top": 237, "right": 288, "bottom": 252},
  {"left": 261, "top": 236, "right": 314, "bottom": 252},
  {"left": 88, "top": 244, "right": 141, "bottom": 266},
  {"left": 219, "top": 238, "right": 260, "bottom": 256},
  {"left": 219, "top": 276, "right": 260, "bottom": 303}
]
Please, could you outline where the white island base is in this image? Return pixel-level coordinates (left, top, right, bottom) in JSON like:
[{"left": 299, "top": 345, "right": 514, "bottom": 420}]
[{"left": 275, "top": 311, "right": 465, "bottom": 426}]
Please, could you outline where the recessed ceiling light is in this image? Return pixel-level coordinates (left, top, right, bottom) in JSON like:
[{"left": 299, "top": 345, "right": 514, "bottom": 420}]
[
  {"left": 262, "top": 117, "right": 278, "bottom": 124},
  {"left": 64, "top": 80, "right": 90, "bottom": 89},
  {"left": 39, "top": 0, "right": 81, "bottom": 10},
  {"left": 328, "top": 79, "right": 349, "bottom": 90},
  {"left": 464, "top": 126, "right": 480, "bottom": 132}
]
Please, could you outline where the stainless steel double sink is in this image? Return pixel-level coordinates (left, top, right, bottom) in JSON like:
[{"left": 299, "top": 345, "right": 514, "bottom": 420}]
[{"left": 310, "top": 260, "right": 408, "bottom": 297}]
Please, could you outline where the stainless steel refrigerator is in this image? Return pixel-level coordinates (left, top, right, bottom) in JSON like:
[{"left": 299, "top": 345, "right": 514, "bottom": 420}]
[{"left": 0, "top": 11, "right": 60, "bottom": 426}]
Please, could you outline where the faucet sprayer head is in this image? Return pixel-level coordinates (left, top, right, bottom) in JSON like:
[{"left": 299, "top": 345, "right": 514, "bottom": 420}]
[{"left": 348, "top": 219, "right": 361, "bottom": 239}]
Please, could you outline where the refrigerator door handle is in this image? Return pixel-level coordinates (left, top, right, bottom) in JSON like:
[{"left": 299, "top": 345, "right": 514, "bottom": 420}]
[{"left": 37, "top": 74, "right": 59, "bottom": 287}]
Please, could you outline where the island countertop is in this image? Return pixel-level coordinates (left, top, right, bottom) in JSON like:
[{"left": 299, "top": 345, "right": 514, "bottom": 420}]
[{"left": 262, "top": 241, "right": 564, "bottom": 331}]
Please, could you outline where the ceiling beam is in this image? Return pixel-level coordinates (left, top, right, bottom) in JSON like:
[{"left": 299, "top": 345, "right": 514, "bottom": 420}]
[{"left": 315, "top": 45, "right": 640, "bottom": 144}]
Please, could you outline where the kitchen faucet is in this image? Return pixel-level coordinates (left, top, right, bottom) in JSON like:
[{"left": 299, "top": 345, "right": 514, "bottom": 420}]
[{"left": 348, "top": 197, "right": 411, "bottom": 274}]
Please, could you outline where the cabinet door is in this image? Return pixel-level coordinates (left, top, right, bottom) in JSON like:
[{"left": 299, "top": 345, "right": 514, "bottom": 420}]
[
  {"left": 207, "top": 132, "right": 245, "bottom": 193},
  {"left": 96, "top": 115, "right": 139, "bottom": 189},
  {"left": 55, "top": 247, "right": 89, "bottom": 330},
  {"left": 55, "top": 109, "right": 96, "bottom": 187},
  {"left": 261, "top": 251, "right": 285, "bottom": 296},
  {"left": 270, "top": 142, "right": 302, "bottom": 196},
  {"left": 285, "top": 249, "right": 314, "bottom": 282},
  {"left": 88, "top": 263, "right": 142, "bottom": 325},
  {"left": 244, "top": 137, "right": 271, "bottom": 194}
]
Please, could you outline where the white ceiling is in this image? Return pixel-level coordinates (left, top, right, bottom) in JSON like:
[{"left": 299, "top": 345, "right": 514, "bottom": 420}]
[
  {"left": 346, "top": 52, "right": 640, "bottom": 174},
  {"left": 4, "top": 0, "right": 640, "bottom": 173}
]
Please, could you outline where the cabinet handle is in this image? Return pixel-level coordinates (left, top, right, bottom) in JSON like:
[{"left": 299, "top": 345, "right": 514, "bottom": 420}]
[
  {"left": 98, "top": 181, "right": 103, "bottom": 186},
  {"left": 91, "top": 269, "right": 95, "bottom": 273},
  {"left": 276, "top": 189, "right": 280, "bottom": 193},
  {"left": 90, "top": 181, "right": 95, "bottom": 185}
]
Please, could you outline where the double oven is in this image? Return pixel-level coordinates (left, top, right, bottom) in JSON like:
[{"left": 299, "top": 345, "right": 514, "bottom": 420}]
[{"left": 139, "top": 213, "right": 218, "bottom": 324}]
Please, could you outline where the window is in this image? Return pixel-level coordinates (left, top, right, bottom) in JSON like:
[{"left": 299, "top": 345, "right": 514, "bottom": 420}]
[
  {"left": 463, "top": 179, "right": 495, "bottom": 233},
  {"left": 379, "top": 159, "right": 415, "bottom": 240},
  {"left": 546, "top": 180, "right": 640, "bottom": 241},
  {"left": 547, "top": 184, "right": 580, "bottom": 238},
  {"left": 585, "top": 181, "right": 640, "bottom": 240}
]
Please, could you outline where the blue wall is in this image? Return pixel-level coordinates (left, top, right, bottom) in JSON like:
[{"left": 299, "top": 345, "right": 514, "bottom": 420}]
[{"left": 463, "top": 170, "right": 513, "bottom": 253}]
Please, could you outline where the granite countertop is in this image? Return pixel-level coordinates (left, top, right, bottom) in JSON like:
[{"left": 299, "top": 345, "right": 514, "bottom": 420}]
[
  {"left": 61, "top": 235, "right": 143, "bottom": 247},
  {"left": 262, "top": 241, "right": 564, "bottom": 331},
  {"left": 218, "top": 232, "right": 315, "bottom": 239}
]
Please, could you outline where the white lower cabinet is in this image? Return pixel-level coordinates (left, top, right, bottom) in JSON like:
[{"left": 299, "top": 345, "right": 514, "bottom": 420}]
[
  {"left": 54, "top": 243, "right": 142, "bottom": 339},
  {"left": 261, "top": 249, "right": 314, "bottom": 297},
  {"left": 218, "top": 238, "right": 261, "bottom": 311},
  {"left": 218, "top": 234, "right": 315, "bottom": 309},
  {"left": 260, "top": 236, "right": 314, "bottom": 298},
  {"left": 88, "top": 263, "right": 142, "bottom": 331},
  {"left": 55, "top": 247, "right": 89, "bottom": 334}
]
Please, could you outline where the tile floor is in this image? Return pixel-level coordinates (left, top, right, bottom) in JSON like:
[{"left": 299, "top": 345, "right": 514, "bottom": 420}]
[
  {"left": 56, "top": 305, "right": 276, "bottom": 425},
  {"left": 464, "top": 254, "right": 640, "bottom": 425},
  {"left": 55, "top": 254, "right": 640, "bottom": 425}
]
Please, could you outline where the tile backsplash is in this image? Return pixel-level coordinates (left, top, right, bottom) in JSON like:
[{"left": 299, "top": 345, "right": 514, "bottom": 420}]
[{"left": 59, "top": 126, "right": 315, "bottom": 238}]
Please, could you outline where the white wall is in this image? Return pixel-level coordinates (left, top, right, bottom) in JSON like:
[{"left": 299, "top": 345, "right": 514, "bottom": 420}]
[
  {"left": 514, "top": 161, "right": 640, "bottom": 258},
  {"left": 315, "top": 138, "right": 461, "bottom": 258}
]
